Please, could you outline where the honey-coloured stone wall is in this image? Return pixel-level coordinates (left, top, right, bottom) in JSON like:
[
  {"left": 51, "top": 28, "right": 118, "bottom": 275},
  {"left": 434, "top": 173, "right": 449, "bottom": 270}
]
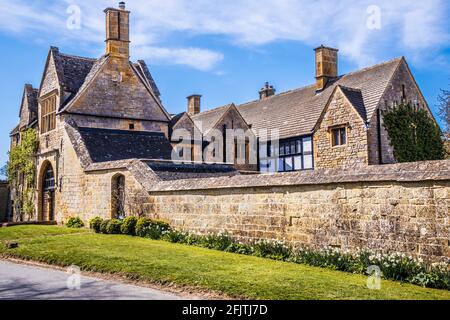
[{"left": 143, "top": 179, "right": 449, "bottom": 263}]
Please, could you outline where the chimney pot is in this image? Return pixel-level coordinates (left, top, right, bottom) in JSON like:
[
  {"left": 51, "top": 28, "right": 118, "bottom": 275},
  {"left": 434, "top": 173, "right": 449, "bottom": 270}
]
[{"left": 259, "top": 82, "right": 276, "bottom": 100}]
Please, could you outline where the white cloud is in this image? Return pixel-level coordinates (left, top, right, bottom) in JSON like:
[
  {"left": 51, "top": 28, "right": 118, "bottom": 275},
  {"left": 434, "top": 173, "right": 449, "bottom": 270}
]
[
  {"left": 134, "top": 46, "right": 224, "bottom": 71},
  {"left": 0, "top": 0, "right": 448, "bottom": 69}
]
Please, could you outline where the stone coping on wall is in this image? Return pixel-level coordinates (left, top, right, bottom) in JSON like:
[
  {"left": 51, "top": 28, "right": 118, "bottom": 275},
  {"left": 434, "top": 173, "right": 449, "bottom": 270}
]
[
  {"left": 143, "top": 160, "right": 450, "bottom": 193},
  {"left": 86, "top": 159, "right": 135, "bottom": 172}
]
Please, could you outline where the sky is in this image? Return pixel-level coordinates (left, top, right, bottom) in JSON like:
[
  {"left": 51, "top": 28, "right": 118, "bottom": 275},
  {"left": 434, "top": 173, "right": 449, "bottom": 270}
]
[{"left": 0, "top": 0, "right": 449, "bottom": 173}]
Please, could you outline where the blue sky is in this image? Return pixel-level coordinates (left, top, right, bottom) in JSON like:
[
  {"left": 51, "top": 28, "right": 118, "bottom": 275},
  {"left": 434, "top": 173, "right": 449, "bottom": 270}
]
[{"left": 0, "top": 0, "right": 449, "bottom": 172}]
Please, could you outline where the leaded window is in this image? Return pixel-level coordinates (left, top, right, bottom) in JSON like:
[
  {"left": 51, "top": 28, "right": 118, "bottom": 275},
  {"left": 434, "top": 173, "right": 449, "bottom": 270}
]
[
  {"left": 43, "top": 166, "right": 55, "bottom": 191},
  {"left": 260, "top": 136, "right": 314, "bottom": 173}
]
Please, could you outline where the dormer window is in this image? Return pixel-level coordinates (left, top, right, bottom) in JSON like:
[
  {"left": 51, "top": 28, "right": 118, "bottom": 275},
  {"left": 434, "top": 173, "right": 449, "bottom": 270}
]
[{"left": 41, "top": 94, "right": 57, "bottom": 134}]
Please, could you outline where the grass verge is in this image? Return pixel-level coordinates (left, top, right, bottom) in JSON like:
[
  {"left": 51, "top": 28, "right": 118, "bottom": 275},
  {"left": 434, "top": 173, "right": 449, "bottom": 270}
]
[
  {"left": 1, "top": 225, "right": 449, "bottom": 300},
  {"left": 0, "top": 225, "right": 90, "bottom": 241}
]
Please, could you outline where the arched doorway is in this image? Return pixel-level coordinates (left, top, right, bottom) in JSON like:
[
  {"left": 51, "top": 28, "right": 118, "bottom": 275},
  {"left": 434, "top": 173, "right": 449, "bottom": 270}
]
[
  {"left": 111, "top": 174, "right": 125, "bottom": 219},
  {"left": 41, "top": 163, "right": 55, "bottom": 221}
]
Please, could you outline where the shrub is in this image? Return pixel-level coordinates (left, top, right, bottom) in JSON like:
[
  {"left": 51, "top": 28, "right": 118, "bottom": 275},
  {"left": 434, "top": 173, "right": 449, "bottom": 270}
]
[
  {"left": 162, "top": 230, "right": 188, "bottom": 243},
  {"left": 198, "top": 233, "right": 233, "bottom": 251},
  {"left": 153, "top": 220, "right": 171, "bottom": 232},
  {"left": 121, "top": 216, "right": 138, "bottom": 236},
  {"left": 143, "top": 220, "right": 172, "bottom": 240},
  {"left": 143, "top": 225, "right": 162, "bottom": 240},
  {"left": 184, "top": 233, "right": 201, "bottom": 246},
  {"left": 135, "top": 218, "right": 152, "bottom": 237},
  {"left": 253, "top": 240, "right": 292, "bottom": 260},
  {"left": 89, "top": 217, "right": 103, "bottom": 233},
  {"left": 106, "top": 219, "right": 123, "bottom": 235},
  {"left": 100, "top": 219, "right": 111, "bottom": 234},
  {"left": 294, "top": 247, "right": 362, "bottom": 272},
  {"left": 135, "top": 218, "right": 171, "bottom": 239},
  {"left": 421, "top": 262, "right": 450, "bottom": 290},
  {"left": 225, "top": 242, "right": 254, "bottom": 255},
  {"left": 66, "top": 217, "right": 84, "bottom": 229},
  {"left": 374, "top": 253, "right": 425, "bottom": 281},
  {"left": 410, "top": 272, "right": 440, "bottom": 288}
]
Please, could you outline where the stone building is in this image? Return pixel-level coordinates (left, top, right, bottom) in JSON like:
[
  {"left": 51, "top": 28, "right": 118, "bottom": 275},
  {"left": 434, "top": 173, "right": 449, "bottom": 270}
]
[
  {"left": 6, "top": 3, "right": 447, "bottom": 263},
  {"left": 171, "top": 45, "right": 436, "bottom": 172}
]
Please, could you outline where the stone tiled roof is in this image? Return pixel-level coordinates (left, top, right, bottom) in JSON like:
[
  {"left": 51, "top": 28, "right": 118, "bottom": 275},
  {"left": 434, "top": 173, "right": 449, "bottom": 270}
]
[
  {"left": 54, "top": 49, "right": 96, "bottom": 95},
  {"left": 197, "top": 58, "right": 402, "bottom": 140},
  {"left": 135, "top": 60, "right": 161, "bottom": 100},
  {"left": 169, "top": 112, "right": 204, "bottom": 142},
  {"left": 190, "top": 104, "right": 232, "bottom": 135},
  {"left": 76, "top": 127, "right": 174, "bottom": 163},
  {"left": 169, "top": 112, "right": 187, "bottom": 128},
  {"left": 59, "top": 54, "right": 109, "bottom": 111},
  {"left": 19, "top": 84, "right": 39, "bottom": 127},
  {"left": 146, "top": 161, "right": 239, "bottom": 181},
  {"left": 51, "top": 47, "right": 164, "bottom": 113},
  {"left": 339, "top": 86, "right": 367, "bottom": 121}
]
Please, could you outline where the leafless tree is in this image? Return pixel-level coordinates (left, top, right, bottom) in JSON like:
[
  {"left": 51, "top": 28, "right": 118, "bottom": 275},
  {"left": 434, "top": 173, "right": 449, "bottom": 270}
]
[{"left": 438, "top": 84, "right": 450, "bottom": 138}]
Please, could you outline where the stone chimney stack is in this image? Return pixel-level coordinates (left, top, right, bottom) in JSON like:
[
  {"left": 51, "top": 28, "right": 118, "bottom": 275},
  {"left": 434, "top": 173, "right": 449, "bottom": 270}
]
[
  {"left": 315, "top": 45, "right": 338, "bottom": 91},
  {"left": 259, "top": 82, "right": 276, "bottom": 100},
  {"left": 104, "top": 2, "right": 130, "bottom": 59},
  {"left": 187, "top": 95, "right": 202, "bottom": 116}
]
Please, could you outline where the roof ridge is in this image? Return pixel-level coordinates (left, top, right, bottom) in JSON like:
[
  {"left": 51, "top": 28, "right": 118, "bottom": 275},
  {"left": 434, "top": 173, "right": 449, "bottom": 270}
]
[
  {"left": 78, "top": 126, "right": 166, "bottom": 135},
  {"left": 191, "top": 104, "right": 232, "bottom": 118},
  {"left": 239, "top": 84, "right": 317, "bottom": 108},
  {"left": 340, "top": 57, "right": 403, "bottom": 78},
  {"left": 238, "top": 57, "right": 403, "bottom": 108},
  {"left": 171, "top": 111, "right": 186, "bottom": 119},
  {"left": 338, "top": 85, "right": 362, "bottom": 92}
]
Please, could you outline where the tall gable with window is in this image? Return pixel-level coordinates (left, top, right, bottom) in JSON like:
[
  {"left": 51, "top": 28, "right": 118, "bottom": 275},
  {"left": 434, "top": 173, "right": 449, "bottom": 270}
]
[
  {"left": 367, "top": 58, "right": 432, "bottom": 165},
  {"left": 313, "top": 86, "right": 369, "bottom": 169},
  {"left": 37, "top": 47, "right": 64, "bottom": 155}
]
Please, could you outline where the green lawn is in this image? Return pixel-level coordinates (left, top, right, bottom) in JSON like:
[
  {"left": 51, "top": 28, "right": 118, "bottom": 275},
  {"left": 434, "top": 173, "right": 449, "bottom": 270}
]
[
  {"left": 0, "top": 225, "right": 90, "bottom": 241},
  {"left": 1, "top": 225, "right": 449, "bottom": 300}
]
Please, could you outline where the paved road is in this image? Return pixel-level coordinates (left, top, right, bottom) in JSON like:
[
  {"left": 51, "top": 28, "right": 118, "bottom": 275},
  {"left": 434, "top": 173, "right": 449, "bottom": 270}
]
[{"left": 0, "top": 260, "right": 189, "bottom": 300}]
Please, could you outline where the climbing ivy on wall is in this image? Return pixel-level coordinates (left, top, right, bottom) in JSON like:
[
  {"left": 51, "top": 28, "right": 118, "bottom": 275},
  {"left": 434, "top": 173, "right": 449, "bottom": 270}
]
[
  {"left": 382, "top": 103, "right": 445, "bottom": 163},
  {"left": 7, "top": 128, "right": 39, "bottom": 220}
]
